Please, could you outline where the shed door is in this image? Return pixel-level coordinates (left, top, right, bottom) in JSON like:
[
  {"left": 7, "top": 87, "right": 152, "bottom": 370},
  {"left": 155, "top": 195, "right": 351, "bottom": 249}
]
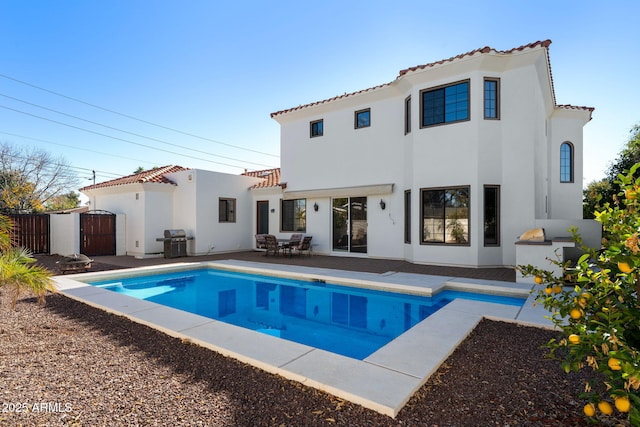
[{"left": 80, "top": 211, "right": 116, "bottom": 256}]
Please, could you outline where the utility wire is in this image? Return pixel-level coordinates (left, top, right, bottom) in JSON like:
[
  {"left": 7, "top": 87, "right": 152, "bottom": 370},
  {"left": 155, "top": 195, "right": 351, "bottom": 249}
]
[
  {"left": 0, "top": 73, "right": 279, "bottom": 158},
  {"left": 0, "top": 104, "right": 266, "bottom": 171},
  {"left": 0, "top": 93, "right": 277, "bottom": 168},
  {"left": 0, "top": 131, "right": 161, "bottom": 172}
]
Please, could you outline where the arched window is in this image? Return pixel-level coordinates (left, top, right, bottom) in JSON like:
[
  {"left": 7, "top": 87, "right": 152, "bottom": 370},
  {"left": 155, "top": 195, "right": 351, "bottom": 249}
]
[{"left": 560, "top": 142, "right": 574, "bottom": 183}]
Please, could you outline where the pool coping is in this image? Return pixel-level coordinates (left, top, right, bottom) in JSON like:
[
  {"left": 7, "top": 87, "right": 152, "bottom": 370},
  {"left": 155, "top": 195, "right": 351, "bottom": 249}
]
[{"left": 52, "top": 260, "right": 554, "bottom": 418}]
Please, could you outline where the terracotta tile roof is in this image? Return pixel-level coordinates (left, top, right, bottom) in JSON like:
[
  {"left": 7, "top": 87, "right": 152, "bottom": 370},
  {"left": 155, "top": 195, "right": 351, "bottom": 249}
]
[
  {"left": 243, "top": 168, "right": 281, "bottom": 189},
  {"left": 397, "top": 40, "right": 552, "bottom": 76},
  {"left": 80, "top": 165, "right": 190, "bottom": 191},
  {"left": 271, "top": 40, "right": 593, "bottom": 118},
  {"left": 557, "top": 104, "right": 595, "bottom": 112},
  {"left": 270, "top": 83, "right": 390, "bottom": 118}
]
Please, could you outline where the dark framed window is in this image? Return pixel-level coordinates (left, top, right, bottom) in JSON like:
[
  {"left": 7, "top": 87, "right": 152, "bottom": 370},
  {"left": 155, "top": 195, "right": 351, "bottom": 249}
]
[
  {"left": 218, "top": 198, "right": 236, "bottom": 222},
  {"left": 404, "top": 190, "right": 411, "bottom": 243},
  {"left": 421, "top": 186, "right": 470, "bottom": 245},
  {"left": 483, "top": 185, "right": 500, "bottom": 246},
  {"left": 310, "top": 119, "right": 323, "bottom": 137},
  {"left": 484, "top": 78, "right": 500, "bottom": 119},
  {"left": 421, "top": 80, "right": 470, "bottom": 127},
  {"left": 404, "top": 96, "right": 411, "bottom": 134},
  {"left": 560, "top": 142, "right": 574, "bottom": 183},
  {"left": 281, "top": 198, "right": 306, "bottom": 232},
  {"left": 355, "top": 109, "right": 370, "bottom": 129}
]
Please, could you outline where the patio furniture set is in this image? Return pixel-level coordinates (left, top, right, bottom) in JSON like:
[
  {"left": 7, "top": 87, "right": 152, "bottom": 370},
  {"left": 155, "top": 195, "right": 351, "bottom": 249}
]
[{"left": 255, "top": 234, "right": 313, "bottom": 257}]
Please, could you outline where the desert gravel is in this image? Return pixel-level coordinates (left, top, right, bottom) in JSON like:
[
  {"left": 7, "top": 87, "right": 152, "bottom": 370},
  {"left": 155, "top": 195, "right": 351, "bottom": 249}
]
[{"left": 0, "top": 258, "right": 630, "bottom": 426}]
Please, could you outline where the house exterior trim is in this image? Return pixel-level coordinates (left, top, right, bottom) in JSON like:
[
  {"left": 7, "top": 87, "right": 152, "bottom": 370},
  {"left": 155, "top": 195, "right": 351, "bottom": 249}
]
[{"left": 283, "top": 184, "right": 394, "bottom": 199}]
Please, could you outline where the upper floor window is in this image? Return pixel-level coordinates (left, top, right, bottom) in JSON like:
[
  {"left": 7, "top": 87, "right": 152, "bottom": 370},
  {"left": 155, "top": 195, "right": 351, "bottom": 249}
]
[
  {"left": 484, "top": 78, "right": 500, "bottom": 119},
  {"left": 355, "top": 109, "right": 370, "bottom": 129},
  {"left": 421, "top": 80, "right": 469, "bottom": 127},
  {"left": 219, "top": 198, "right": 236, "bottom": 222},
  {"left": 560, "top": 142, "right": 574, "bottom": 183},
  {"left": 404, "top": 96, "right": 411, "bottom": 134},
  {"left": 310, "top": 119, "right": 323, "bottom": 138},
  {"left": 281, "top": 198, "right": 306, "bottom": 232}
]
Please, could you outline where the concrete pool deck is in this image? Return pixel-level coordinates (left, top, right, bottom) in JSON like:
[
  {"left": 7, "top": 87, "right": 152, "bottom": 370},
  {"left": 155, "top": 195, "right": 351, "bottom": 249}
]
[{"left": 52, "top": 259, "right": 554, "bottom": 418}]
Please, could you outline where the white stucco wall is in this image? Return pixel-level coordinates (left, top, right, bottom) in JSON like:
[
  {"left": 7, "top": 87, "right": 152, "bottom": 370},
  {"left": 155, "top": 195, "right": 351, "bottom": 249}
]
[
  {"left": 84, "top": 183, "right": 174, "bottom": 257},
  {"left": 273, "top": 43, "right": 595, "bottom": 268},
  {"left": 49, "top": 213, "right": 79, "bottom": 255},
  {"left": 168, "top": 169, "right": 265, "bottom": 255}
]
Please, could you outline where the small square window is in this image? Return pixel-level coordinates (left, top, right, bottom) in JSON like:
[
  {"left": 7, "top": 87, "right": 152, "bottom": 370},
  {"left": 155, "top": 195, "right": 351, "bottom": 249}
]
[
  {"left": 219, "top": 198, "right": 236, "bottom": 222},
  {"left": 355, "top": 109, "right": 370, "bottom": 129},
  {"left": 310, "top": 119, "right": 323, "bottom": 137}
]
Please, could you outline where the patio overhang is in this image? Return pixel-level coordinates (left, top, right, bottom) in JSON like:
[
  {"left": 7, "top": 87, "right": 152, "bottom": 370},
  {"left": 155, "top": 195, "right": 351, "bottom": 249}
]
[{"left": 283, "top": 183, "right": 394, "bottom": 200}]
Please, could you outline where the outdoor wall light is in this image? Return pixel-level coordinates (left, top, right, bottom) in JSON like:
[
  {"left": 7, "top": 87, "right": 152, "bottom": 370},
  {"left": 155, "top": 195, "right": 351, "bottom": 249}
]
[
  {"left": 313, "top": 202, "right": 319, "bottom": 212},
  {"left": 270, "top": 208, "right": 275, "bottom": 213},
  {"left": 380, "top": 199, "right": 386, "bottom": 210}
]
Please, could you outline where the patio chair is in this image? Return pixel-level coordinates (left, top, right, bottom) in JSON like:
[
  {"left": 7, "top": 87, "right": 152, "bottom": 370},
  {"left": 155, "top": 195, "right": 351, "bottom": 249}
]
[
  {"left": 255, "top": 234, "right": 267, "bottom": 250},
  {"left": 263, "top": 234, "right": 280, "bottom": 256},
  {"left": 289, "top": 236, "right": 312, "bottom": 257}
]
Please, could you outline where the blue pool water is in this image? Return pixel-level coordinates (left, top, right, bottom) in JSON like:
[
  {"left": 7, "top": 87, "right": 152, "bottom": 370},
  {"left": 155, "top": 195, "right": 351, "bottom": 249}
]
[{"left": 89, "top": 269, "right": 525, "bottom": 359}]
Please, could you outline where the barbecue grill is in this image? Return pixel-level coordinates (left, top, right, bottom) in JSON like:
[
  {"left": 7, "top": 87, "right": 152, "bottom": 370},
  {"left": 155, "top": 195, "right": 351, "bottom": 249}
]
[{"left": 156, "top": 229, "right": 192, "bottom": 258}]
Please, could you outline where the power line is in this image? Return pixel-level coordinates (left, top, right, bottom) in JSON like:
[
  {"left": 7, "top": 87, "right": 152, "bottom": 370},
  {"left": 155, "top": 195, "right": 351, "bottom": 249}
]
[
  {"left": 0, "top": 92, "right": 277, "bottom": 168},
  {"left": 0, "top": 104, "right": 271, "bottom": 171},
  {"left": 0, "top": 131, "right": 160, "bottom": 171},
  {"left": 0, "top": 73, "right": 279, "bottom": 158}
]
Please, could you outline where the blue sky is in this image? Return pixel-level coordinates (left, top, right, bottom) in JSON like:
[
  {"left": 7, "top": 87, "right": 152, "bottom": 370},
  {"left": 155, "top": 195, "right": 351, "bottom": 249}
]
[{"left": 1, "top": 1, "right": 637, "bottom": 189}]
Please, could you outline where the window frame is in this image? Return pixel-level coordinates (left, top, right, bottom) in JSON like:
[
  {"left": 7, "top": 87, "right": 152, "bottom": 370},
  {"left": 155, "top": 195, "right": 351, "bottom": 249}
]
[
  {"left": 354, "top": 108, "right": 371, "bottom": 129},
  {"left": 404, "top": 96, "right": 411, "bottom": 134},
  {"left": 483, "top": 185, "right": 500, "bottom": 247},
  {"left": 420, "top": 186, "right": 470, "bottom": 246},
  {"left": 420, "top": 79, "right": 470, "bottom": 128},
  {"left": 404, "top": 190, "right": 411, "bottom": 243},
  {"left": 483, "top": 77, "right": 500, "bottom": 120},
  {"left": 280, "top": 198, "right": 307, "bottom": 232},
  {"left": 560, "top": 142, "right": 574, "bottom": 183},
  {"left": 218, "top": 197, "right": 236, "bottom": 223},
  {"left": 310, "top": 119, "right": 323, "bottom": 138}
]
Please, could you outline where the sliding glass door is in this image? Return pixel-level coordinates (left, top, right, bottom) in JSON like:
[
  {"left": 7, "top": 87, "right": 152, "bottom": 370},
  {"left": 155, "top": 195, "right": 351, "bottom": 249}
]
[{"left": 332, "top": 197, "right": 367, "bottom": 253}]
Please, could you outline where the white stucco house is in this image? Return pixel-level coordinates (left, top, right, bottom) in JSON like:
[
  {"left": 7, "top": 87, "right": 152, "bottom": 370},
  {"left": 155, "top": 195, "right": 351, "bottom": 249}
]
[{"left": 80, "top": 40, "right": 601, "bottom": 272}]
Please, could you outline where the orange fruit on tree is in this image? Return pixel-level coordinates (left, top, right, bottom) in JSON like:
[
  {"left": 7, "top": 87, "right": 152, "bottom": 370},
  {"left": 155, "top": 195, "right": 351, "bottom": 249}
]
[
  {"left": 615, "top": 396, "right": 631, "bottom": 413},
  {"left": 618, "top": 261, "right": 634, "bottom": 274},
  {"left": 544, "top": 286, "right": 553, "bottom": 295},
  {"left": 625, "top": 189, "right": 637, "bottom": 200},
  {"left": 598, "top": 400, "right": 614, "bottom": 415},
  {"left": 553, "top": 285, "right": 562, "bottom": 294},
  {"left": 568, "top": 334, "right": 580, "bottom": 345},
  {"left": 534, "top": 275, "right": 543, "bottom": 284},
  {"left": 608, "top": 357, "right": 622, "bottom": 371},
  {"left": 583, "top": 402, "right": 596, "bottom": 417},
  {"left": 569, "top": 308, "right": 582, "bottom": 320}
]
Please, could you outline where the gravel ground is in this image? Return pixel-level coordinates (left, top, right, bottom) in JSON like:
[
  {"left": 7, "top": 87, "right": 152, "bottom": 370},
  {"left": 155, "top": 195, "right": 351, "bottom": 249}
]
[{"left": 0, "top": 257, "right": 629, "bottom": 426}]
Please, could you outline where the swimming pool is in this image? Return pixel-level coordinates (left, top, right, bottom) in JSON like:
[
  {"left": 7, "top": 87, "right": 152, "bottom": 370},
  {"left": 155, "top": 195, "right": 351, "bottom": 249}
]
[
  {"left": 54, "top": 260, "right": 543, "bottom": 417},
  {"left": 89, "top": 268, "right": 525, "bottom": 359}
]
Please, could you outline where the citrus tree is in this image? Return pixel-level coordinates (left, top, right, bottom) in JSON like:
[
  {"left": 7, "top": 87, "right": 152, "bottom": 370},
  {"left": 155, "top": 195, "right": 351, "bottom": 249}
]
[
  {"left": 519, "top": 164, "right": 640, "bottom": 425},
  {"left": 0, "top": 214, "right": 53, "bottom": 309}
]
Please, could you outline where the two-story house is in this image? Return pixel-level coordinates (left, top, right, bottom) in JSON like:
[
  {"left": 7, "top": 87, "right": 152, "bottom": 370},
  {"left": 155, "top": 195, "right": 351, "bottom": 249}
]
[{"left": 269, "top": 40, "right": 599, "bottom": 268}]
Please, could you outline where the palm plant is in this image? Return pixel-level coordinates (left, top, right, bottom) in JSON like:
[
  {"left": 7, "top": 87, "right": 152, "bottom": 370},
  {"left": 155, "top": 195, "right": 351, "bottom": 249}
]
[{"left": 0, "top": 214, "right": 53, "bottom": 309}]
